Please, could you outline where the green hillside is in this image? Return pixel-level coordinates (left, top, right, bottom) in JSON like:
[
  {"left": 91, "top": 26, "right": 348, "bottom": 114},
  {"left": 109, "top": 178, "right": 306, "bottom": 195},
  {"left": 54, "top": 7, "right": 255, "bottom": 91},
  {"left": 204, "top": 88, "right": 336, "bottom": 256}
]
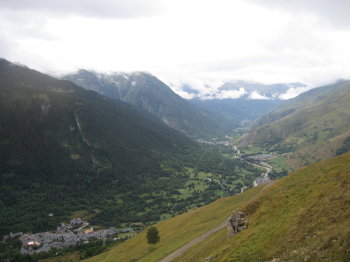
[
  {"left": 63, "top": 70, "right": 219, "bottom": 138},
  {"left": 83, "top": 152, "right": 350, "bottom": 262},
  {"left": 244, "top": 81, "right": 350, "bottom": 167},
  {"left": 0, "top": 59, "right": 259, "bottom": 238}
]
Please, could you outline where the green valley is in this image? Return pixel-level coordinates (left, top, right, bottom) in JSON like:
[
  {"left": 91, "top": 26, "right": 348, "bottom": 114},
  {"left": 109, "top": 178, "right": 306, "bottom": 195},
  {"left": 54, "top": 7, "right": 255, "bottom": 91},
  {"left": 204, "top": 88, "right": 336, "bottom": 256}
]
[
  {"left": 2, "top": 1, "right": 350, "bottom": 262},
  {"left": 0, "top": 59, "right": 260, "bottom": 244},
  {"left": 82, "top": 152, "right": 350, "bottom": 262}
]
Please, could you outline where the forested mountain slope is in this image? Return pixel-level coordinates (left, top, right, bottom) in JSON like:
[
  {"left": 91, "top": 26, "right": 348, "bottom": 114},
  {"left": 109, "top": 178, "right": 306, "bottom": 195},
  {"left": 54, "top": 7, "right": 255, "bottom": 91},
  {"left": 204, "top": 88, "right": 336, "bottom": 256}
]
[
  {"left": 0, "top": 58, "right": 191, "bottom": 235},
  {"left": 0, "top": 59, "right": 259, "bottom": 237},
  {"left": 63, "top": 70, "right": 219, "bottom": 138}
]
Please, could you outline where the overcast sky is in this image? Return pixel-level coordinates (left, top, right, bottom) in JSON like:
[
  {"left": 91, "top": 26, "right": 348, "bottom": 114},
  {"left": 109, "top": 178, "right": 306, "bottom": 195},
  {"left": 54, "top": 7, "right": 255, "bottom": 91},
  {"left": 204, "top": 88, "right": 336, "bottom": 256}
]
[{"left": 1, "top": 0, "right": 350, "bottom": 97}]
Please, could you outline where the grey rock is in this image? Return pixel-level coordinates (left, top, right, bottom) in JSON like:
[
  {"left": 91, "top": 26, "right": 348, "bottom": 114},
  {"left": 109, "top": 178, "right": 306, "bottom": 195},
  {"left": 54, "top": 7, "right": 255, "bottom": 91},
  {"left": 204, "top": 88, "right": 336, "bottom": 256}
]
[{"left": 227, "top": 211, "right": 248, "bottom": 239}]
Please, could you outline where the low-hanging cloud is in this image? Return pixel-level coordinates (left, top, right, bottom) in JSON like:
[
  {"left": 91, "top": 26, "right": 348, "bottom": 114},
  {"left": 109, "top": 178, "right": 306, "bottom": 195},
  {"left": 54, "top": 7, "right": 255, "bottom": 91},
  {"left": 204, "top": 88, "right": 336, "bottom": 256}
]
[
  {"left": 0, "top": 0, "right": 163, "bottom": 19},
  {"left": 278, "top": 86, "right": 312, "bottom": 100},
  {"left": 217, "top": 88, "right": 247, "bottom": 99},
  {"left": 248, "top": 91, "right": 270, "bottom": 100},
  {"left": 1, "top": 0, "right": 350, "bottom": 91}
]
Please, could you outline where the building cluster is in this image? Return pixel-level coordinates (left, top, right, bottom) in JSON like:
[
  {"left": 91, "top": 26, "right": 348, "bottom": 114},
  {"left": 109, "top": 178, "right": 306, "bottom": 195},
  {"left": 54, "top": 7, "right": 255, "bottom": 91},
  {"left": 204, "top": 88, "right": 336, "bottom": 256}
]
[{"left": 3, "top": 218, "right": 122, "bottom": 255}]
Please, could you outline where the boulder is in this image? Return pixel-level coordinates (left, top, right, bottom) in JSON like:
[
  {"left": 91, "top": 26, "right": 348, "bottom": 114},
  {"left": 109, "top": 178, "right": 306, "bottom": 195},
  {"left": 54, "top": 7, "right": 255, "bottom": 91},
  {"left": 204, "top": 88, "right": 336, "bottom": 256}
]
[{"left": 227, "top": 211, "right": 248, "bottom": 239}]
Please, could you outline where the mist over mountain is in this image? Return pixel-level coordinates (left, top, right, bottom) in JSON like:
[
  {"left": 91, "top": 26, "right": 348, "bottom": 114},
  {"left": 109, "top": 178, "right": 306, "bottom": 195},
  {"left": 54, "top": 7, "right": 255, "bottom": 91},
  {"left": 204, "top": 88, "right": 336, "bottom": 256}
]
[
  {"left": 64, "top": 71, "right": 310, "bottom": 136},
  {"left": 177, "top": 80, "right": 308, "bottom": 100},
  {"left": 184, "top": 81, "right": 307, "bottom": 132},
  {"left": 63, "top": 70, "right": 219, "bottom": 138}
]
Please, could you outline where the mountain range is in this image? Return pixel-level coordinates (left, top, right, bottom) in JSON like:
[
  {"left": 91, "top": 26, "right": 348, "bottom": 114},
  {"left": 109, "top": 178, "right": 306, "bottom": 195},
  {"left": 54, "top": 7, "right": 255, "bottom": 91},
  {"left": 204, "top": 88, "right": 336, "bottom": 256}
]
[
  {"left": 1, "top": 57, "right": 350, "bottom": 262},
  {"left": 180, "top": 80, "right": 307, "bottom": 100},
  {"left": 63, "top": 70, "right": 219, "bottom": 138},
  {"left": 64, "top": 71, "right": 308, "bottom": 137},
  {"left": 0, "top": 58, "right": 194, "bottom": 235},
  {"left": 186, "top": 82, "right": 308, "bottom": 135},
  {"left": 0, "top": 58, "right": 260, "bottom": 238}
]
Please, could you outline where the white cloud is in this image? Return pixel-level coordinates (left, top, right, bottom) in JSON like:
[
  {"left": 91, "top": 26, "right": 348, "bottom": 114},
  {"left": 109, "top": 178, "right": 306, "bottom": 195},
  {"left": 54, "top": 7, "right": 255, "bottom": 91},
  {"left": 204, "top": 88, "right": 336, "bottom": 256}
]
[
  {"left": 1, "top": 0, "right": 350, "bottom": 96},
  {"left": 217, "top": 88, "right": 247, "bottom": 99},
  {"left": 246, "top": 0, "right": 350, "bottom": 28},
  {"left": 0, "top": 0, "right": 163, "bottom": 19},
  {"left": 248, "top": 91, "right": 270, "bottom": 100},
  {"left": 279, "top": 86, "right": 312, "bottom": 100}
]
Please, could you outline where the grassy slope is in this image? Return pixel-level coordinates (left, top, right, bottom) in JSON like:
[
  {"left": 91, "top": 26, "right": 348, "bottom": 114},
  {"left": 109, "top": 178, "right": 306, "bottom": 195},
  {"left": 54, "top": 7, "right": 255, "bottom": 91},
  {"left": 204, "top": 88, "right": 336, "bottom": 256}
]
[
  {"left": 84, "top": 152, "right": 350, "bottom": 262},
  {"left": 175, "top": 152, "right": 350, "bottom": 262},
  {"left": 244, "top": 81, "right": 350, "bottom": 168},
  {"left": 85, "top": 186, "right": 265, "bottom": 262}
]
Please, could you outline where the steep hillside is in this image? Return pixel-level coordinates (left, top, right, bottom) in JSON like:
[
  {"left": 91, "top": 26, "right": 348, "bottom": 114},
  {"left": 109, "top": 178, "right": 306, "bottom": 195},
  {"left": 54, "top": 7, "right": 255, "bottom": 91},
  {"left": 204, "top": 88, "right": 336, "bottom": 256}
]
[
  {"left": 0, "top": 58, "right": 189, "bottom": 235},
  {"left": 84, "top": 152, "right": 350, "bottom": 262},
  {"left": 244, "top": 81, "right": 350, "bottom": 167},
  {"left": 0, "top": 59, "right": 260, "bottom": 238},
  {"left": 63, "top": 70, "right": 219, "bottom": 138}
]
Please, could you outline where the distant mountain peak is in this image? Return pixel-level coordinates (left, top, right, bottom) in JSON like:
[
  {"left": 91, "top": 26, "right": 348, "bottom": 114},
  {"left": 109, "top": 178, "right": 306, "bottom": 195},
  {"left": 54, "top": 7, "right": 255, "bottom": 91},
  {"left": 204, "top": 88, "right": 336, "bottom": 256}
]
[
  {"left": 63, "top": 70, "right": 219, "bottom": 138},
  {"left": 176, "top": 80, "right": 308, "bottom": 100}
]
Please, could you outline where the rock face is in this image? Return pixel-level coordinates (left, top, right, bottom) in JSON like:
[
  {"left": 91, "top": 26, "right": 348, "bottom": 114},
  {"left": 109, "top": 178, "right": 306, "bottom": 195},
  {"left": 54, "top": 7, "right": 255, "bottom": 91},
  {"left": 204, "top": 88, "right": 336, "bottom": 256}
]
[{"left": 227, "top": 211, "right": 248, "bottom": 239}]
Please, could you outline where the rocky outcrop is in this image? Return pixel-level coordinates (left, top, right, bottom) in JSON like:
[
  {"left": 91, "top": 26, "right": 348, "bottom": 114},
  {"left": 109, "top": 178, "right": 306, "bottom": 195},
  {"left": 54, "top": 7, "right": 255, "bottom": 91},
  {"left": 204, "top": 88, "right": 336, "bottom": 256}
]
[{"left": 227, "top": 211, "right": 248, "bottom": 239}]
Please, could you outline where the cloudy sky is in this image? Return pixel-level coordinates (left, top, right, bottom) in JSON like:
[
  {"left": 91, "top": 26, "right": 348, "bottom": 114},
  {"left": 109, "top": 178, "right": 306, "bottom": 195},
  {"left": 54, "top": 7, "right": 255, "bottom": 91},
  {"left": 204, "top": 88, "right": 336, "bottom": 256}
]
[{"left": 1, "top": 0, "right": 350, "bottom": 98}]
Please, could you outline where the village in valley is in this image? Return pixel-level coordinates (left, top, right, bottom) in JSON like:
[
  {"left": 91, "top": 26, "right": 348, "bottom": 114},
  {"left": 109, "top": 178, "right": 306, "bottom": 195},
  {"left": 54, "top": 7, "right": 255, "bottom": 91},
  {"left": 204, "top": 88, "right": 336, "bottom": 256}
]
[{"left": 3, "top": 218, "right": 141, "bottom": 256}]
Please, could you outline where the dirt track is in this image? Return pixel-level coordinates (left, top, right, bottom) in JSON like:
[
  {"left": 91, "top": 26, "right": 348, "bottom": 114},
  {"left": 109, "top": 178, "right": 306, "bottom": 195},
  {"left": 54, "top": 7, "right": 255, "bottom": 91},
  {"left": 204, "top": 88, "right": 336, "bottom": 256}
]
[
  {"left": 159, "top": 181, "right": 275, "bottom": 262},
  {"left": 159, "top": 220, "right": 227, "bottom": 262}
]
